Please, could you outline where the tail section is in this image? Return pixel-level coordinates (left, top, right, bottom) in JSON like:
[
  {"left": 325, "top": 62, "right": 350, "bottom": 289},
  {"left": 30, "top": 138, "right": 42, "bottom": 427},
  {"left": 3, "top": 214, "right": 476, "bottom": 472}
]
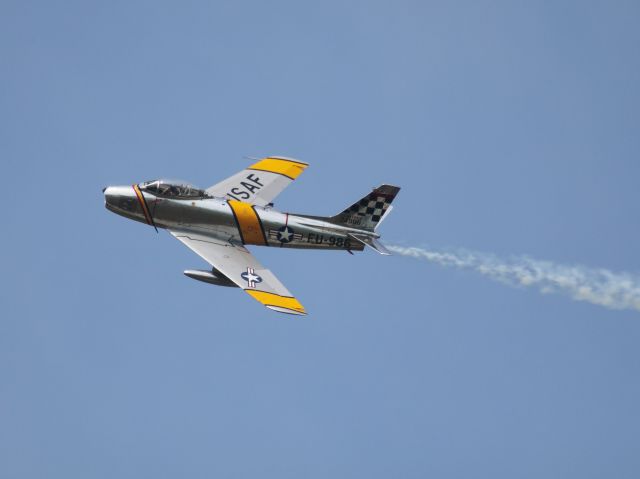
[
  {"left": 348, "top": 233, "right": 392, "bottom": 255},
  {"left": 330, "top": 184, "right": 400, "bottom": 232}
]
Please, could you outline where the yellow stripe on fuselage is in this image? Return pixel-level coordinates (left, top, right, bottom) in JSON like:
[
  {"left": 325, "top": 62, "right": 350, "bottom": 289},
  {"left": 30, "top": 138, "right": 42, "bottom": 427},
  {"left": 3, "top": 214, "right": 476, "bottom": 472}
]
[
  {"left": 248, "top": 157, "right": 308, "bottom": 180},
  {"left": 245, "top": 290, "right": 306, "bottom": 314},
  {"left": 132, "top": 184, "right": 153, "bottom": 226},
  {"left": 228, "top": 200, "right": 267, "bottom": 245}
]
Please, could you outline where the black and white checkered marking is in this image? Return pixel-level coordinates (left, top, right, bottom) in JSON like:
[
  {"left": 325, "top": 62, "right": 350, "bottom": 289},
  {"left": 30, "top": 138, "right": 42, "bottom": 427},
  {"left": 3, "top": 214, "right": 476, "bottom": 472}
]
[
  {"left": 241, "top": 267, "right": 262, "bottom": 288},
  {"left": 349, "top": 195, "right": 392, "bottom": 223}
]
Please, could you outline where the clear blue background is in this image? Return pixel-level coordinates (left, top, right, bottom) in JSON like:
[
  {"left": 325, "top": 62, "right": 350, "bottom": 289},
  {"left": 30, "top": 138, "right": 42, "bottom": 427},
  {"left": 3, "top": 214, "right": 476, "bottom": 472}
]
[{"left": 2, "top": 1, "right": 640, "bottom": 477}]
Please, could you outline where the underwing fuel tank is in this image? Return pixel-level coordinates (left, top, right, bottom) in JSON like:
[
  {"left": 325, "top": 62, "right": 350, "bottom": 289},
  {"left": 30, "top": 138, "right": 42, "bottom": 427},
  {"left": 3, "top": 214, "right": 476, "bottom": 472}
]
[{"left": 184, "top": 269, "right": 238, "bottom": 287}]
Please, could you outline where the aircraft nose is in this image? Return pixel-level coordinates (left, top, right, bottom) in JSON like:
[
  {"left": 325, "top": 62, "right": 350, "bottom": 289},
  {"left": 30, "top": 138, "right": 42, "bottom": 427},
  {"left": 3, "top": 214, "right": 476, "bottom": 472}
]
[
  {"left": 103, "top": 186, "right": 125, "bottom": 208},
  {"left": 103, "top": 185, "right": 138, "bottom": 214},
  {"left": 103, "top": 186, "right": 115, "bottom": 207},
  {"left": 103, "top": 186, "right": 116, "bottom": 200}
]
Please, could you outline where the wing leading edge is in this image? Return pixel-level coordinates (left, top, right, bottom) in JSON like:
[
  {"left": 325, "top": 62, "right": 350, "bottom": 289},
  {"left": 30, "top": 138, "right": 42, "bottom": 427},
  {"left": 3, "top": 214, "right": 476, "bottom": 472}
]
[
  {"left": 169, "top": 230, "right": 306, "bottom": 315},
  {"left": 206, "top": 156, "right": 308, "bottom": 206}
]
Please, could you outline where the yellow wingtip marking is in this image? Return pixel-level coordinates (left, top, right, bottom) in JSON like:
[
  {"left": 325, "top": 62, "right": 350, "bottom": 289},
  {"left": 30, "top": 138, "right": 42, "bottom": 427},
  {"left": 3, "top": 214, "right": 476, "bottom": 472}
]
[
  {"left": 245, "top": 290, "right": 306, "bottom": 314},
  {"left": 249, "top": 158, "right": 308, "bottom": 180}
]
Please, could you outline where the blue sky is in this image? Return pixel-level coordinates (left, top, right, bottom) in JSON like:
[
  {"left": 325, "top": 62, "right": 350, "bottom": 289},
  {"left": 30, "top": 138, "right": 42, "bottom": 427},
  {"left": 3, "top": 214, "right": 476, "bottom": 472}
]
[{"left": 2, "top": 1, "right": 640, "bottom": 477}]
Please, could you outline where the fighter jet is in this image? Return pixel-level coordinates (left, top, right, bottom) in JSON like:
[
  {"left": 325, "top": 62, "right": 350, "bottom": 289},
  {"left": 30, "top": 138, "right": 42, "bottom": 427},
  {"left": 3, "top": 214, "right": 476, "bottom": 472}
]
[{"left": 104, "top": 156, "right": 400, "bottom": 315}]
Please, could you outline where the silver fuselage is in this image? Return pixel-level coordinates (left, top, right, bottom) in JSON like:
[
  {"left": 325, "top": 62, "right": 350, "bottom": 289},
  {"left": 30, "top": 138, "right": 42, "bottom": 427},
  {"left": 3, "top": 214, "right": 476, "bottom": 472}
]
[{"left": 104, "top": 185, "right": 368, "bottom": 251}]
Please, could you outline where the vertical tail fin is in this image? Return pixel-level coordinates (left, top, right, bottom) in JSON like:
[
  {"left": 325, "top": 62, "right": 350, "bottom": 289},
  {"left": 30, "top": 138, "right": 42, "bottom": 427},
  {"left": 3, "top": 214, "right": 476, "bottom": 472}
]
[{"left": 330, "top": 184, "right": 400, "bottom": 231}]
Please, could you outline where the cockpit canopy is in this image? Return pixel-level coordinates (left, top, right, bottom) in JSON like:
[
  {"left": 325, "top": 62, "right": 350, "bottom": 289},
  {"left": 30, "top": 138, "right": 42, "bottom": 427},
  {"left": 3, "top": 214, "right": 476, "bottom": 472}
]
[{"left": 139, "top": 179, "right": 208, "bottom": 199}]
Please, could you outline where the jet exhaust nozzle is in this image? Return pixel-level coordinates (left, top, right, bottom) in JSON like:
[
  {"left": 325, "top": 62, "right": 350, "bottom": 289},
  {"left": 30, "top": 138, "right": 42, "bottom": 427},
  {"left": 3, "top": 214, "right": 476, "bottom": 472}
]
[{"left": 183, "top": 269, "right": 238, "bottom": 287}]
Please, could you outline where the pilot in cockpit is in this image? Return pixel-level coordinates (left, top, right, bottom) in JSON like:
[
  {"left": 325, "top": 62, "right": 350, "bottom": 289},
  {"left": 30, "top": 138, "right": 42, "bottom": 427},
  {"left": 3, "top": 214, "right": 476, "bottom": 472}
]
[{"left": 139, "top": 179, "right": 208, "bottom": 199}]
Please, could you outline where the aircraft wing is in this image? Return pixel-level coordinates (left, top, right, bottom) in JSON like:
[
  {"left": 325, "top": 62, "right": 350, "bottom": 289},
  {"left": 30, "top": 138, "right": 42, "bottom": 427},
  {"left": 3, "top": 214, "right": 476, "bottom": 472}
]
[
  {"left": 206, "top": 156, "right": 308, "bottom": 206},
  {"left": 169, "top": 230, "right": 306, "bottom": 315}
]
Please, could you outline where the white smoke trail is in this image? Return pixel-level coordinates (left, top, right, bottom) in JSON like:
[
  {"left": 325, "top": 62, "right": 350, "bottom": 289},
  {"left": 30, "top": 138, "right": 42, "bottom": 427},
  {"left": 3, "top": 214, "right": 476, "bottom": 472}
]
[{"left": 387, "top": 245, "right": 640, "bottom": 312}]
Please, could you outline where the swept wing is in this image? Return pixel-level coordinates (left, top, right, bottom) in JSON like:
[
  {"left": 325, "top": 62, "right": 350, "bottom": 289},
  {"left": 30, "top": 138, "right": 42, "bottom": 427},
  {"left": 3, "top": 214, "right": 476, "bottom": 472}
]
[
  {"left": 206, "top": 156, "right": 308, "bottom": 206},
  {"left": 169, "top": 230, "right": 306, "bottom": 315}
]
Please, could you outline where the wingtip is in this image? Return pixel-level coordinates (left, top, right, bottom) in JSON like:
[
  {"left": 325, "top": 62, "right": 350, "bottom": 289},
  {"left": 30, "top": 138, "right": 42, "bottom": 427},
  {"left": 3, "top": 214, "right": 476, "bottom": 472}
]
[
  {"left": 267, "top": 156, "right": 309, "bottom": 166},
  {"left": 266, "top": 305, "right": 307, "bottom": 316}
]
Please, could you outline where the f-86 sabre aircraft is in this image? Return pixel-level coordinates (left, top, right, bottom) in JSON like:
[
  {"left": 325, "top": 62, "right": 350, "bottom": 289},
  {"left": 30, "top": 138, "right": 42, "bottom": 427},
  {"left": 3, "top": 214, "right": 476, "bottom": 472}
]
[{"left": 104, "top": 156, "right": 400, "bottom": 315}]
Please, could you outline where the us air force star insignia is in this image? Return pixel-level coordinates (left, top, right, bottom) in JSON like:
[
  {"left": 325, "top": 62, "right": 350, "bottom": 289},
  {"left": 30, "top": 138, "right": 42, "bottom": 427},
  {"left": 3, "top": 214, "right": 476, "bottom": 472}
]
[
  {"left": 241, "top": 267, "right": 262, "bottom": 288},
  {"left": 277, "top": 226, "right": 294, "bottom": 243}
]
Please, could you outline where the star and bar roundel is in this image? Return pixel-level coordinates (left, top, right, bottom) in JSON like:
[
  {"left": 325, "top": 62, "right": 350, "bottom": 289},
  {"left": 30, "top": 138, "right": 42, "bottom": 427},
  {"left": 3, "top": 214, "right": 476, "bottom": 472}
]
[
  {"left": 277, "top": 225, "right": 293, "bottom": 243},
  {"left": 268, "top": 225, "right": 303, "bottom": 244},
  {"left": 241, "top": 267, "right": 263, "bottom": 288}
]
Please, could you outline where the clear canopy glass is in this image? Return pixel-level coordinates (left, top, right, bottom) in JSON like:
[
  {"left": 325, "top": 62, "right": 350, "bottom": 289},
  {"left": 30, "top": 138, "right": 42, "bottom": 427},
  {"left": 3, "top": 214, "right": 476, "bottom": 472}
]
[{"left": 139, "top": 179, "right": 207, "bottom": 198}]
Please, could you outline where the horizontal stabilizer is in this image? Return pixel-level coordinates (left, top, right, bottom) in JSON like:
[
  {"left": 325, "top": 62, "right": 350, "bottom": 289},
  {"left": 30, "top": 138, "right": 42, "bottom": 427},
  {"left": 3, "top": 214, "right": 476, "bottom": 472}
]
[{"left": 348, "top": 234, "right": 392, "bottom": 255}]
